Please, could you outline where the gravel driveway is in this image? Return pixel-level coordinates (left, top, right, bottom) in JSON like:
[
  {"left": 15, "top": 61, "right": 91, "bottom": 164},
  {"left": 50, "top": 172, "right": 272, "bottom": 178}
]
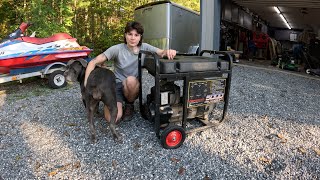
[{"left": 0, "top": 65, "right": 319, "bottom": 179}]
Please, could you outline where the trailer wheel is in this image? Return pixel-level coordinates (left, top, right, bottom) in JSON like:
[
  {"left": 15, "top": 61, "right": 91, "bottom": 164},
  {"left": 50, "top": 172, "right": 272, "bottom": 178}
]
[
  {"left": 160, "top": 125, "right": 186, "bottom": 149},
  {"left": 48, "top": 70, "right": 67, "bottom": 89}
]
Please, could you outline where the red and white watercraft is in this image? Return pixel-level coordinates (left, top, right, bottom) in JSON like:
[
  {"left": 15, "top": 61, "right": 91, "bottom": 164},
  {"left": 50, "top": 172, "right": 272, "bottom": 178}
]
[{"left": 0, "top": 22, "right": 92, "bottom": 74}]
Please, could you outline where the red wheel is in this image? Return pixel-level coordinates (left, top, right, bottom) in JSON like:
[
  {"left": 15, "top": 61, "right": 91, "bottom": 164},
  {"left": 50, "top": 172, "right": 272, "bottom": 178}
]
[
  {"left": 160, "top": 125, "right": 186, "bottom": 149},
  {"left": 166, "top": 130, "right": 182, "bottom": 146}
]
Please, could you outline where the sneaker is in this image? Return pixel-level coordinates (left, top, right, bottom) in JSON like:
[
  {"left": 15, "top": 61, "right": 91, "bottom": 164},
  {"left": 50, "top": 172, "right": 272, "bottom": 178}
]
[{"left": 122, "top": 103, "right": 135, "bottom": 121}]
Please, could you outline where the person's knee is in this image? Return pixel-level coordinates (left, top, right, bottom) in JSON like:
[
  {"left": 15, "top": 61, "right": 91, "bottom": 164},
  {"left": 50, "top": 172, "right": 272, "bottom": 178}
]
[
  {"left": 123, "top": 77, "right": 140, "bottom": 96},
  {"left": 122, "top": 77, "right": 140, "bottom": 102},
  {"left": 123, "top": 76, "right": 139, "bottom": 90}
]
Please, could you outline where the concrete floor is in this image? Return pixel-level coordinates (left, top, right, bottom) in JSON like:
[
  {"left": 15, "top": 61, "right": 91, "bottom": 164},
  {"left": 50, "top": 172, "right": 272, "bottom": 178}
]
[{"left": 235, "top": 58, "right": 320, "bottom": 81}]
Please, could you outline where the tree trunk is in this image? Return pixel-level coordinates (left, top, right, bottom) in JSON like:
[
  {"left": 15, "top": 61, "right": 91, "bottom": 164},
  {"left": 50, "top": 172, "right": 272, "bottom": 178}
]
[
  {"left": 73, "top": 0, "right": 77, "bottom": 36},
  {"left": 60, "top": 0, "right": 63, "bottom": 25}
]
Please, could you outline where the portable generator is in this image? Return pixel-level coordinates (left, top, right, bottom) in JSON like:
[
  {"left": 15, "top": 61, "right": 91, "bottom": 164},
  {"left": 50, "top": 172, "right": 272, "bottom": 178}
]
[{"left": 138, "top": 50, "right": 235, "bottom": 149}]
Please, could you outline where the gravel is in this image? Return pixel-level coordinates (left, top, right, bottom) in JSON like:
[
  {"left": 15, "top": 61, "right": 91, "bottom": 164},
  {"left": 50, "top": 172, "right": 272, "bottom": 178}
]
[{"left": 0, "top": 65, "right": 319, "bottom": 179}]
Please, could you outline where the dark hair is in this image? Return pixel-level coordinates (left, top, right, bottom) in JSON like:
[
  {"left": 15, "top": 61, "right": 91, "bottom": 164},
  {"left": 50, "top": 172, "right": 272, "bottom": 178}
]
[{"left": 124, "top": 21, "right": 144, "bottom": 46}]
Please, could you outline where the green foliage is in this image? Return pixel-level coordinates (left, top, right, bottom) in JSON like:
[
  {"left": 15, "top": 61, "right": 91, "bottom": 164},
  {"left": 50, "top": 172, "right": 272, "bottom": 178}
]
[
  {"left": 0, "top": 0, "right": 25, "bottom": 39},
  {"left": 0, "top": 0, "right": 200, "bottom": 56},
  {"left": 171, "top": 0, "right": 200, "bottom": 12},
  {"left": 26, "top": 0, "right": 73, "bottom": 37}
]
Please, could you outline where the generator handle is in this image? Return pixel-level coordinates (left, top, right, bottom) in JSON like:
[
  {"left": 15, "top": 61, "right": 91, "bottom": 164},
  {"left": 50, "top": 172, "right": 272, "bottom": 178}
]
[
  {"left": 200, "top": 50, "right": 234, "bottom": 70},
  {"left": 138, "top": 50, "right": 160, "bottom": 71},
  {"left": 138, "top": 50, "right": 161, "bottom": 135},
  {"left": 200, "top": 50, "right": 233, "bottom": 61},
  {"left": 138, "top": 50, "right": 158, "bottom": 58}
]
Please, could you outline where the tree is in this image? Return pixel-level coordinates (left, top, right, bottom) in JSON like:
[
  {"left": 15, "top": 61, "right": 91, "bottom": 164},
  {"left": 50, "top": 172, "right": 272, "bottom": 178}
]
[{"left": 171, "top": 0, "right": 200, "bottom": 12}]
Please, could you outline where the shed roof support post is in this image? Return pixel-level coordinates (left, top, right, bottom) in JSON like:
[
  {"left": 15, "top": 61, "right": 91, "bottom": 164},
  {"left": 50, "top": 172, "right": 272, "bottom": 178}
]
[{"left": 200, "top": 0, "right": 221, "bottom": 55}]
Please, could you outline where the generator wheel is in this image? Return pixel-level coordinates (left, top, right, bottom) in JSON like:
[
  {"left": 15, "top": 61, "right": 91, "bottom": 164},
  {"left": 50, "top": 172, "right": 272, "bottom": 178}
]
[
  {"left": 141, "top": 102, "right": 155, "bottom": 122},
  {"left": 160, "top": 125, "right": 186, "bottom": 149},
  {"left": 141, "top": 104, "right": 149, "bottom": 120},
  {"left": 48, "top": 70, "right": 67, "bottom": 89},
  {"left": 306, "top": 69, "right": 311, "bottom": 74}
]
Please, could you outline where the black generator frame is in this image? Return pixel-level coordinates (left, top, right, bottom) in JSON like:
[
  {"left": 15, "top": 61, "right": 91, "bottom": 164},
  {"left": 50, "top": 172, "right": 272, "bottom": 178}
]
[{"left": 138, "top": 50, "right": 234, "bottom": 138}]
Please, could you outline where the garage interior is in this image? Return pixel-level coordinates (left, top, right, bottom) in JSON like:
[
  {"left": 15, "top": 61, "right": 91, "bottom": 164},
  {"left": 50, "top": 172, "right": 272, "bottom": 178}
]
[{"left": 219, "top": 0, "right": 320, "bottom": 75}]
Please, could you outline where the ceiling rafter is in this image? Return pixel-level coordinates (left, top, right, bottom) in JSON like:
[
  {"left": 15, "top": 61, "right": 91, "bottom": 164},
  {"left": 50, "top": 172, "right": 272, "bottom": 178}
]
[
  {"left": 232, "top": 0, "right": 320, "bottom": 8},
  {"left": 231, "top": 0, "right": 320, "bottom": 31}
]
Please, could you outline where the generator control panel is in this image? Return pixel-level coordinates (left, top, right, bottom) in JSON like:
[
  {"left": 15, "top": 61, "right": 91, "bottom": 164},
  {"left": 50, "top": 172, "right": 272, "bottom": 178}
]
[{"left": 187, "top": 79, "right": 226, "bottom": 107}]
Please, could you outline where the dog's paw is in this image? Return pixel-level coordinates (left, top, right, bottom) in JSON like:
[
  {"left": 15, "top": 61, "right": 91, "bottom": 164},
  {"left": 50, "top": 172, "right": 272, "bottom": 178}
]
[
  {"left": 91, "top": 135, "right": 97, "bottom": 144},
  {"left": 113, "top": 134, "right": 123, "bottom": 144}
]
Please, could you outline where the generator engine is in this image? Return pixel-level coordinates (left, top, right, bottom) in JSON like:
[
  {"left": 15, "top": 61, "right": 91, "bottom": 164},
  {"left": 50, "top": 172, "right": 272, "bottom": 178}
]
[{"left": 143, "top": 79, "right": 226, "bottom": 124}]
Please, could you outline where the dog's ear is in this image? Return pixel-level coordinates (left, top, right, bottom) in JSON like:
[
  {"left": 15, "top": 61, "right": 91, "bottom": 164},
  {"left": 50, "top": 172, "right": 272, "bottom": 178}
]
[{"left": 77, "top": 58, "right": 88, "bottom": 67}]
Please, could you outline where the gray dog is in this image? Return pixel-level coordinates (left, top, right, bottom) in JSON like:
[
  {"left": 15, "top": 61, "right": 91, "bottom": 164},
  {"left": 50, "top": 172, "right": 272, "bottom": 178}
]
[{"left": 64, "top": 59, "right": 120, "bottom": 143}]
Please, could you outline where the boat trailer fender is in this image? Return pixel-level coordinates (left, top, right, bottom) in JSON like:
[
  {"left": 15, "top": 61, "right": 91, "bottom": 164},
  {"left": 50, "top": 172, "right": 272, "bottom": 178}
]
[{"left": 43, "top": 62, "right": 67, "bottom": 76}]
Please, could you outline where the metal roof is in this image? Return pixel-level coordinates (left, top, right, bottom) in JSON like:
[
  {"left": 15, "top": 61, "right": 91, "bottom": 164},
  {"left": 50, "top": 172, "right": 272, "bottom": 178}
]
[{"left": 232, "top": 0, "right": 320, "bottom": 32}]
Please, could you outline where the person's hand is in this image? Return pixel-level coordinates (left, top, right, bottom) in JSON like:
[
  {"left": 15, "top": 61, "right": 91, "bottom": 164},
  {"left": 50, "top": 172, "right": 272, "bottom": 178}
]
[{"left": 166, "top": 49, "right": 176, "bottom": 60}]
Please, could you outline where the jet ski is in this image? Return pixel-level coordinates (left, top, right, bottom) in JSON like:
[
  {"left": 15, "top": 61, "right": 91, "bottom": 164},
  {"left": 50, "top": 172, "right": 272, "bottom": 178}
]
[{"left": 0, "top": 22, "right": 92, "bottom": 74}]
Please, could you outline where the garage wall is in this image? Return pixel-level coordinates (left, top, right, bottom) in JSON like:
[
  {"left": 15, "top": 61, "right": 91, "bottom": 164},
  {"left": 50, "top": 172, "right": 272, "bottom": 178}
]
[
  {"left": 274, "top": 30, "right": 302, "bottom": 41},
  {"left": 221, "top": 0, "right": 268, "bottom": 32}
]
